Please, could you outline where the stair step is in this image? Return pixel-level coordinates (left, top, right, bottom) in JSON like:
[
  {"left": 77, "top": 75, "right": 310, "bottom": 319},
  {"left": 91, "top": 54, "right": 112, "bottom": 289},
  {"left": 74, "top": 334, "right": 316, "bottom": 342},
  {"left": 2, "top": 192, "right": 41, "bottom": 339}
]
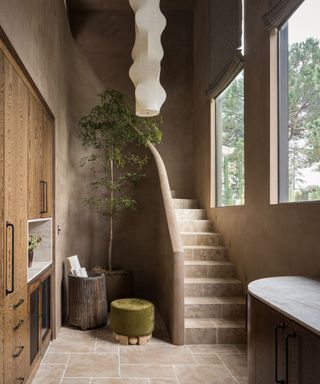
[
  {"left": 175, "top": 209, "right": 206, "bottom": 220},
  {"left": 181, "top": 232, "right": 222, "bottom": 246},
  {"left": 184, "top": 277, "right": 243, "bottom": 297},
  {"left": 184, "top": 245, "right": 227, "bottom": 261},
  {"left": 178, "top": 219, "right": 213, "bottom": 232},
  {"left": 172, "top": 198, "right": 199, "bottom": 209},
  {"left": 184, "top": 261, "right": 234, "bottom": 278},
  {"left": 184, "top": 296, "right": 246, "bottom": 319},
  {"left": 185, "top": 318, "right": 246, "bottom": 344},
  {"left": 171, "top": 190, "right": 178, "bottom": 198}
]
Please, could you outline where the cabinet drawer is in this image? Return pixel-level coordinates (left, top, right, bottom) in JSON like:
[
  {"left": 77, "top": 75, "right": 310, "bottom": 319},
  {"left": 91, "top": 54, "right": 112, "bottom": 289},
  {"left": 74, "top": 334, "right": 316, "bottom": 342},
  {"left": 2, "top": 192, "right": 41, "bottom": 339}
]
[{"left": 4, "top": 288, "right": 28, "bottom": 384}]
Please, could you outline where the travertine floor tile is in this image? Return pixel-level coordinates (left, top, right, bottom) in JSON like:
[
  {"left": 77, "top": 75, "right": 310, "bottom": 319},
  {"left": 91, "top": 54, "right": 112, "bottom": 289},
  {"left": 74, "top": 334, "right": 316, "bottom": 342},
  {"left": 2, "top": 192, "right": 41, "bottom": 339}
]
[
  {"left": 62, "top": 379, "right": 91, "bottom": 383},
  {"left": 121, "top": 364, "right": 175, "bottom": 378},
  {"left": 48, "top": 338, "right": 96, "bottom": 353},
  {"left": 120, "top": 344, "right": 196, "bottom": 365},
  {"left": 218, "top": 353, "right": 248, "bottom": 379},
  {"left": 174, "top": 364, "right": 237, "bottom": 383},
  {"left": 92, "top": 379, "right": 148, "bottom": 384},
  {"left": 43, "top": 352, "right": 70, "bottom": 364},
  {"left": 188, "top": 344, "right": 238, "bottom": 354},
  {"left": 193, "top": 353, "right": 223, "bottom": 365},
  {"left": 149, "top": 379, "right": 178, "bottom": 384},
  {"left": 32, "top": 364, "right": 66, "bottom": 384},
  {"left": 65, "top": 353, "right": 119, "bottom": 377}
]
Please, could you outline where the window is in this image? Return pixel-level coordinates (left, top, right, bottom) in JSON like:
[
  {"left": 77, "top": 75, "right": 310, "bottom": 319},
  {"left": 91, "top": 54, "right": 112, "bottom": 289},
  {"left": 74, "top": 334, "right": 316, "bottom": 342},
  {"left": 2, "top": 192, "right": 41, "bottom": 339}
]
[
  {"left": 278, "top": 0, "right": 320, "bottom": 202},
  {"left": 213, "top": 70, "right": 245, "bottom": 207}
]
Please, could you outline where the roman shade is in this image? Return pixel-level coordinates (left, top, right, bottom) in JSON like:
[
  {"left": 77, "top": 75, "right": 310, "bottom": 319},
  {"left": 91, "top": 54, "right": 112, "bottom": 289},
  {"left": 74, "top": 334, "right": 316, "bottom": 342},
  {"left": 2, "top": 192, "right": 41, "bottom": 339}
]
[
  {"left": 206, "top": 0, "right": 243, "bottom": 99},
  {"left": 263, "top": 0, "right": 305, "bottom": 30}
]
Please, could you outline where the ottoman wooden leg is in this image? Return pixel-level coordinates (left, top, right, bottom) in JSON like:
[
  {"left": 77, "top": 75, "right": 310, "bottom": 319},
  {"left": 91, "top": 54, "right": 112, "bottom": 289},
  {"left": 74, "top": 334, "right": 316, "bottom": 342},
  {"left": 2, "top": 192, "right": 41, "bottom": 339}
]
[
  {"left": 119, "top": 335, "right": 129, "bottom": 345},
  {"left": 138, "top": 334, "right": 152, "bottom": 345}
]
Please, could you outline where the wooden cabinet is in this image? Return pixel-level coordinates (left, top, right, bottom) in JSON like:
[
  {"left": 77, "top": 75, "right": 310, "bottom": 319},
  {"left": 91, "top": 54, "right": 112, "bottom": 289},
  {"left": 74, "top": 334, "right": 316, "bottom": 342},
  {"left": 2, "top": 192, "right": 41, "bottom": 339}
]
[
  {"left": 27, "top": 96, "right": 53, "bottom": 219},
  {"left": 1, "top": 55, "right": 28, "bottom": 301},
  {"left": 3, "top": 288, "right": 28, "bottom": 384},
  {"left": 0, "top": 35, "right": 55, "bottom": 384},
  {"left": 28, "top": 268, "right": 53, "bottom": 375},
  {"left": 248, "top": 294, "right": 320, "bottom": 384}
]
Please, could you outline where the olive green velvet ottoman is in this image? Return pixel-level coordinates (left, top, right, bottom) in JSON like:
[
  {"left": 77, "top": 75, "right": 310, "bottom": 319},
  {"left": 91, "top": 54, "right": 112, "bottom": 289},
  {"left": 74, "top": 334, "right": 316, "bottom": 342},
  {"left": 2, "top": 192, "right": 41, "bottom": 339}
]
[{"left": 110, "top": 298, "right": 155, "bottom": 345}]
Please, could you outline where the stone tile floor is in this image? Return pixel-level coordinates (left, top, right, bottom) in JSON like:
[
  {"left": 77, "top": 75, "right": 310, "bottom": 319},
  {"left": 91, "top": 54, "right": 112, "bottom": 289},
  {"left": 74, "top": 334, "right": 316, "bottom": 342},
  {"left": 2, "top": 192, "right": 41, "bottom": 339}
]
[{"left": 32, "top": 326, "right": 248, "bottom": 384}]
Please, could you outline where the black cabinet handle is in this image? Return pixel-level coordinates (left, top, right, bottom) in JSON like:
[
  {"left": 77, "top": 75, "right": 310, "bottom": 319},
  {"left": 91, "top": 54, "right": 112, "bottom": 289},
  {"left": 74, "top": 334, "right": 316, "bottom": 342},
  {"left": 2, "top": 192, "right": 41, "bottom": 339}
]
[
  {"left": 13, "top": 319, "right": 24, "bottom": 331},
  {"left": 40, "top": 180, "right": 48, "bottom": 214},
  {"left": 6, "top": 221, "right": 14, "bottom": 295},
  {"left": 13, "top": 298, "right": 24, "bottom": 310},
  {"left": 285, "top": 331, "right": 297, "bottom": 384},
  {"left": 12, "top": 345, "right": 24, "bottom": 358},
  {"left": 275, "top": 324, "right": 285, "bottom": 384},
  {"left": 17, "top": 378, "right": 25, "bottom": 383}
]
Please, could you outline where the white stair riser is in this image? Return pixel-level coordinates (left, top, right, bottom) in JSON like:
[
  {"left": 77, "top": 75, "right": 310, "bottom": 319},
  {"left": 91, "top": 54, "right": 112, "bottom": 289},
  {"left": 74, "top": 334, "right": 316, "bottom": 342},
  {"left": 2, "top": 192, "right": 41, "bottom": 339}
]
[
  {"left": 184, "top": 248, "right": 227, "bottom": 261},
  {"left": 178, "top": 220, "right": 213, "bottom": 232},
  {"left": 181, "top": 233, "right": 222, "bottom": 246},
  {"left": 185, "top": 303, "right": 246, "bottom": 319},
  {"left": 175, "top": 209, "right": 206, "bottom": 220},
  {"left": 185, "top": 282, "right": 243, "bottom": 297},
  {"left": 173, "top": 199, "right": 199, "bottom": 209},
  {"left": 184, "top": 264, "right": 234, "bottom": 278}
]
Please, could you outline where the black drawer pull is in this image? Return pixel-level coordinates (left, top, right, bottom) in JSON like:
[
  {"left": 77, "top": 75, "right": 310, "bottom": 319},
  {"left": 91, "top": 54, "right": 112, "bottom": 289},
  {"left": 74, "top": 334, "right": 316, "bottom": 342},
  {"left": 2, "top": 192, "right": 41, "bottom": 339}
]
[
  {"left": 13, "top": 298, "right": 24, "bottom": 310},
  {"left": 6, "top": 221, "right": 15, "bottom": 295},
  {"left": 17, "top": 377, "right": 25, "bottom": 383},
  {"left": 275, "top": 324, "right": 285, "bottom": 384},
  {"left": 13, "top": 319, "right": 24, "bottom": 331},
  {"left": 12, "top": 345, "right": 24, "bottom": 358},
  {"left": 286, "top": 331, "right": 297, "bottom": 383}
]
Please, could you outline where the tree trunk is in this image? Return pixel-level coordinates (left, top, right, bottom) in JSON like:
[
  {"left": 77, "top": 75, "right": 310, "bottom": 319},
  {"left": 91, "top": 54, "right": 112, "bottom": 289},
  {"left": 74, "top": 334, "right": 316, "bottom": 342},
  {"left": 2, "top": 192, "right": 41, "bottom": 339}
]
[{"left": 108, "top": 159, "right": 114, "bottom": 271}]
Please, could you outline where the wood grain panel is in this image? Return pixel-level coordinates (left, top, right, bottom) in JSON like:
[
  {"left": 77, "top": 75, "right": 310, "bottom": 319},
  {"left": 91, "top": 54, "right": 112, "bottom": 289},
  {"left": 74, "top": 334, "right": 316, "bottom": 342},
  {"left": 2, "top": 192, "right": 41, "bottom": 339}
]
[
  {"left": 0, "top": 305, "right": 4, "bottom": 384},
  {"left": 41, "top": 113, "right": 53, "bottom": 218},
  {"left": 0, "top": 50, "right": 5, "bottom": 307},
  {"left": 3, "top": 287, "right": 28, "bottom": 384},
  {"left": 3, "top": 57, "right": 28, "bottom": 297},
  {"left": 27, "top": 95, "right": 43, "bottom": 219}
]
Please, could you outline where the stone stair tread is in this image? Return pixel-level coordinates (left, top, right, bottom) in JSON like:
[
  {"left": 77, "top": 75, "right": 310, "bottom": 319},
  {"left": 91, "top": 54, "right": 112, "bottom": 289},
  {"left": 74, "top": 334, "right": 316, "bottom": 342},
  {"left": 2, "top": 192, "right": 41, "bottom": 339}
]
[
  {"left": 175, "top": 208, "right": 205, "bottom": 212},
  {"left": 184, "top": 296, "right": 246, "bottom": 304},
  {"left": 184, "top": 245, "right": 226, "bottom": 250},
  {"left": 185, "top": 318, "right": 246, "bottom": 329},
  {"left": 177, "top": 219, "right": 212, "bottom": 222},
  {"left": 185, "top": 277, "right": 241, "bottom": 284},
  {"left": 184, "top": 261, "right": 232, "bottom": 266},
  {"left": 180, "top": 231, "right": 218, "bottom": 235}
]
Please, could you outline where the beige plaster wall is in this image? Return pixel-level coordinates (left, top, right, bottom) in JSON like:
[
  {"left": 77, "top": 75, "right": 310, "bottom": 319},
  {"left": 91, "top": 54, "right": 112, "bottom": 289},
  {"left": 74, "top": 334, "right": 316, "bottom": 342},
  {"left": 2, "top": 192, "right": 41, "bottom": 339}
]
[
  {"left": 70, "top": 10, "right": 195, "bottom": 197},
  {"left": 193, "top": 0, "right": 320, "bottom": 288},
  {"left": 0, "top": 0, "right": 105, "bottom": 327}
]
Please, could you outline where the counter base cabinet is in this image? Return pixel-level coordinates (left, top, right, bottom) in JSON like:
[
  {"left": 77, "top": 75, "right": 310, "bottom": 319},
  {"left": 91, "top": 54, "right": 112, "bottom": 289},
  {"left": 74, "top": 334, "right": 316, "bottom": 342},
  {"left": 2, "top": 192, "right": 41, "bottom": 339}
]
[{"left": 248, "top": 295, "right": 320, "bottom": 384}]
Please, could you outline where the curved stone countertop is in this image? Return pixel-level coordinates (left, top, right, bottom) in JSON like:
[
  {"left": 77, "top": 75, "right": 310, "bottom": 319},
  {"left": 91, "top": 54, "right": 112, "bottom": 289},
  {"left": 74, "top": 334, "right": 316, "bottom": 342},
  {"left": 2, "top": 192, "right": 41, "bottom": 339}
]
[{"left": 248, "top": 276, "right": 320, "bottom": 337}]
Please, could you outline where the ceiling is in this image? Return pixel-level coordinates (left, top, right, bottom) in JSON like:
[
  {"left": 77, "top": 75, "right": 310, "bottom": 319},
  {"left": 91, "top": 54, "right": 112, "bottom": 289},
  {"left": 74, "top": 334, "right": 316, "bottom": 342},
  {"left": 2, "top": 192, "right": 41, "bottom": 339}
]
[{"left": 67, "top": 0, "right": 197, "bottom": 12}]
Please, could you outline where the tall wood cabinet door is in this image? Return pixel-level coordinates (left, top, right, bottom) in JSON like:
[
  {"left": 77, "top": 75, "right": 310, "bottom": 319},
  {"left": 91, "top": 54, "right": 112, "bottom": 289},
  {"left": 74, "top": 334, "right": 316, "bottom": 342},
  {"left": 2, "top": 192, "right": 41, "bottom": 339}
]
[
  {"left": 27, "top": 95, "right": 43, "bottom": 219},
  {"left": 0, "top": 305, "right": 4, "bottom": 384},
  {"left": 285, "top": 319, "right": 320, "bottom": 384},
  {"left": 0, "top": 51, "right": 5, "bottom": 307},
  {"left": 40, "top": 112, "right": 53, "bottom": 218},
  {"left": 3, "top": 57, "right": 28, "bottom": 298},
  {"left": 248, "top": 295, "right": 285, "bottom": 384}
]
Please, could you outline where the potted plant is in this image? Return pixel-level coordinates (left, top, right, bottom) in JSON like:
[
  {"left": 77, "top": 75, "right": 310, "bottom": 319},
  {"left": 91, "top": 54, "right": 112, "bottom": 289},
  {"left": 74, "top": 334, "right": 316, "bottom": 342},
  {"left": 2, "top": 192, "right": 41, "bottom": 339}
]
[
  {"left": 79, "top": 89, "right": 162, "bottom": 306},
  {"left": 28, "top": 235, "right": 42, "bottom": 268}
]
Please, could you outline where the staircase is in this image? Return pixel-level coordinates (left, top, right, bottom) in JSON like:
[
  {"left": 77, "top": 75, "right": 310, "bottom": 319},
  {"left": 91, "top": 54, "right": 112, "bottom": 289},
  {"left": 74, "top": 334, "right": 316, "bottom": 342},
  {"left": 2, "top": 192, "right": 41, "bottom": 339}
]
[{"left": 173, "top": 194, "right": 246, "bottom": 345}]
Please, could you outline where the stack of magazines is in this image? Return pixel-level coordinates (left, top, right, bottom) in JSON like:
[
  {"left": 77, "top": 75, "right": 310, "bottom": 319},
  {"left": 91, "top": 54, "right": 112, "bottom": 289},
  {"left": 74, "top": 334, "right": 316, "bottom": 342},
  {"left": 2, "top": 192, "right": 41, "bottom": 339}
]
[{"left": 67, "top": 255, "right": 88, "bottom": 277}]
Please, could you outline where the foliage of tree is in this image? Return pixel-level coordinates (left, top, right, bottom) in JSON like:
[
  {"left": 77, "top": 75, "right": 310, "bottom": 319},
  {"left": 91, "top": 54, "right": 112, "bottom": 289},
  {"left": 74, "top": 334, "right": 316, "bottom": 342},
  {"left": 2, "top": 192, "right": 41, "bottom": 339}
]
[
  {"left": 288, "top": 37, "right": 320, "bottom": 200},
  {"left": 79, "top": 89, "right": 162, "bottom": 271},
  {"left": 219, "top": 71, "right": 244, "bottom": 206}
]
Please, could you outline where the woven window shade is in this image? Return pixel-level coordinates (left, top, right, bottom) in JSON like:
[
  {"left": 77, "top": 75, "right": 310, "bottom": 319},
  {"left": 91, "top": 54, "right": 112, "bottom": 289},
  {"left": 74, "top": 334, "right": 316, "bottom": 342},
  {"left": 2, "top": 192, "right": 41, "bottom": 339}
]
[
  {"left": 263, "top": 0, "right": 305, "bottom": 30},
  {"left": 207, "top": 0, "right": 243, "bottom": 99}
]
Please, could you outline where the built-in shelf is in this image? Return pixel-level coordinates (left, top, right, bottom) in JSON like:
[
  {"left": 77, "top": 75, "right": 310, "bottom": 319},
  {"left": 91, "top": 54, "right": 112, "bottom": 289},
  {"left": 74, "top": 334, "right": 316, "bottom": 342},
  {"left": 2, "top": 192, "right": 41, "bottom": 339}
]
[{"left": 27, "top": 218, "right": 52, "bottom": 283}]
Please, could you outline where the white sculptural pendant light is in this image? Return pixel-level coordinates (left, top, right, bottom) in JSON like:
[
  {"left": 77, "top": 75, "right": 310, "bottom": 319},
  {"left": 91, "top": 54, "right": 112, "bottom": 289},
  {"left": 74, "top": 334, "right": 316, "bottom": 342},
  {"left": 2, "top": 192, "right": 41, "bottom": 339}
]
[{"left": 129, "top": 0, "right": 167, "bottom": 117}]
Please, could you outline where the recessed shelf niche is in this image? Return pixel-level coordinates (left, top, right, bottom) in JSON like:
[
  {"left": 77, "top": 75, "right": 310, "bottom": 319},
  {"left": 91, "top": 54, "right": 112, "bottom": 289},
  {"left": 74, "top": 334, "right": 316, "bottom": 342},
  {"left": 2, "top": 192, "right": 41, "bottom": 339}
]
[{"left": 27, "top": 218, "right": 52, "bottom": 282}]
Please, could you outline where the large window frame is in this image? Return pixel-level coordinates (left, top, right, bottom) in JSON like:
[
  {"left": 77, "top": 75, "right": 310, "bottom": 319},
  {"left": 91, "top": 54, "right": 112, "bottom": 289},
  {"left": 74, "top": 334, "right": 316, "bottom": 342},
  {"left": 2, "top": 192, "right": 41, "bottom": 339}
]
[
  {"left": 270, "top": 0, "right": 320, "bottom": 204},
  {"left": 210, "top": 69, "right": 245, "bottom": 208}
]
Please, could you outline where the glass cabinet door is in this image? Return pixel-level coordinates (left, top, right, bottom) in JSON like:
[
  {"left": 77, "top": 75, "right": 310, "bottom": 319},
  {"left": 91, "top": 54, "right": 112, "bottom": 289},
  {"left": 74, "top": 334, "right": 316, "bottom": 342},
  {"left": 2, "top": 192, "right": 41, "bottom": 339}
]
[
  {"left": 41, "top": 276, "right": 51, "bottom": 339},
  {"left": 30, "top": 287, "right": 39, "bottom": 365}
]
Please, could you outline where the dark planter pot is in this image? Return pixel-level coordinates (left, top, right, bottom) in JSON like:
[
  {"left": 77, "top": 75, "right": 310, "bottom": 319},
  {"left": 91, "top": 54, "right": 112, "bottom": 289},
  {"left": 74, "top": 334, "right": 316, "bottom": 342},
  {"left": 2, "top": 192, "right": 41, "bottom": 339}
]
[
  {"left": 91, "top": 267, "right": 134, "bottom": 310},
  {"left": 28, "top": 249, "right": 34, "bottom": 268}
]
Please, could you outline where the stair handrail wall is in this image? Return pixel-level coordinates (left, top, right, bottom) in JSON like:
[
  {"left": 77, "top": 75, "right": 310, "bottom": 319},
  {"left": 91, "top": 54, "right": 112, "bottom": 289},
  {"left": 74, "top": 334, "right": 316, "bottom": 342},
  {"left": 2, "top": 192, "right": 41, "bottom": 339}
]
[{"left": 147, "top": 142, "right": 185, "bottom": 345}]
